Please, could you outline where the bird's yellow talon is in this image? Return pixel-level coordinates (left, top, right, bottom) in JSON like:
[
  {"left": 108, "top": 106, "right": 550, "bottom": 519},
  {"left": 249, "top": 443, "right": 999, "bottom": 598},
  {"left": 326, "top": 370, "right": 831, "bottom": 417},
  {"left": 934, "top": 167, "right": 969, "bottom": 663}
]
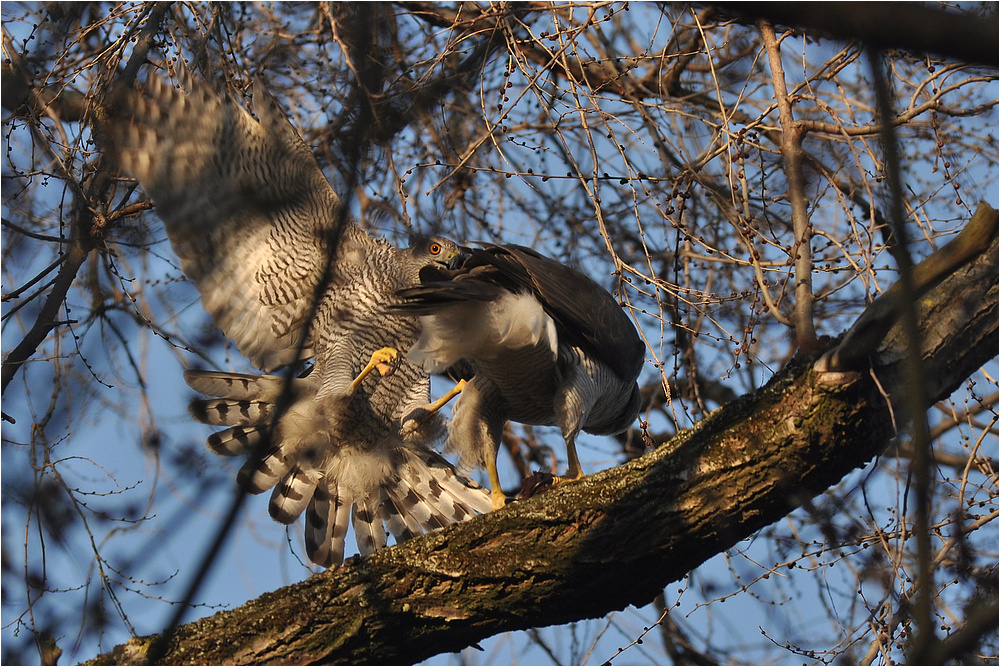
[
  {"left": 487, "top": 451, "right": 507, "bottom": 511},
  {"left": 371, "top": 347, "right": 400, "bottom": 376},
  {"left": 349, "top": 347, "right": 401, "bottom": 394},
  {"left": 551, "top": 471, "right": 584, "bottom": 485},
  {"left": 490, "top": 487, "right": 508, "bottom": 511}
]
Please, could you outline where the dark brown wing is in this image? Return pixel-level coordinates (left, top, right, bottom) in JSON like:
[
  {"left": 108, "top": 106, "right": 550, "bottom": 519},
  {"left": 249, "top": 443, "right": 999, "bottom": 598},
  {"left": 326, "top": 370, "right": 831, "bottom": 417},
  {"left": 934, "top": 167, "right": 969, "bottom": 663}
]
[{"left": 466, "top": 244, "right": 645, "bottom": 381}]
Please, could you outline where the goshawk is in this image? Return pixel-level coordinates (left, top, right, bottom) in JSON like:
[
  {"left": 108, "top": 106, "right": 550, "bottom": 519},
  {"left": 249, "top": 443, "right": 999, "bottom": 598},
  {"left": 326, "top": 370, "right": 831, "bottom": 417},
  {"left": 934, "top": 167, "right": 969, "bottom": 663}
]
[
  {"left": 393, "top": 244, "right": 645, "bottom": 509},
  {"left": 106, "top": 67, "right": 490, "bottom": 567}
]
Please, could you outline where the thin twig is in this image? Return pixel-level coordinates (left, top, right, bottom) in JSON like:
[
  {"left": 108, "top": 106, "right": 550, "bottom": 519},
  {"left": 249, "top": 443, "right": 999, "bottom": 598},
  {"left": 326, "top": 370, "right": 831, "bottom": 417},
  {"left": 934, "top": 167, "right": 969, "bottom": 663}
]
[{"left": 760, "top": 20, "right": 817, "bottom": 351}]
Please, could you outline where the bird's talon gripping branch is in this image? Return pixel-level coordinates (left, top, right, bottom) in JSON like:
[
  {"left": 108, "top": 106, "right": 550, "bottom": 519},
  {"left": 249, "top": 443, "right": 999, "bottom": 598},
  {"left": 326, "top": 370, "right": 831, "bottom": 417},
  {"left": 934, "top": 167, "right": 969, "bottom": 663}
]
[
  {"left": 487, "top": 452, "right": 508, "bottom": 510},
  {"left": 550, "top": 472, "right": 584, "bottom": 486},
  {"left": 551, "top": 442, "right": 585, "bottom": 485}
]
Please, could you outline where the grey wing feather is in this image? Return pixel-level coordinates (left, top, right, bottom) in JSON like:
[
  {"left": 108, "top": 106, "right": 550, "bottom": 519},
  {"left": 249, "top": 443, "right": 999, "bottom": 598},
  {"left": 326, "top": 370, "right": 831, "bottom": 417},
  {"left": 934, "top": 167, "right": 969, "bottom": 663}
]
[
  {"left": 393, "top": 278, "right": 504, "bottom": 311},
  {"left": 108, "top": 70, "right": 348, "bottom": 371}
]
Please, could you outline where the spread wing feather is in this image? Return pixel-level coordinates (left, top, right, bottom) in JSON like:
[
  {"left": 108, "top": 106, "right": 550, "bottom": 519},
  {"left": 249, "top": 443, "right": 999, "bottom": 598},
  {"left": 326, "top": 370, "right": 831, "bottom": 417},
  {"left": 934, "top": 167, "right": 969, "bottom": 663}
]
[{"left": 108, "top": 68, "right": 346, "bottom": 371}]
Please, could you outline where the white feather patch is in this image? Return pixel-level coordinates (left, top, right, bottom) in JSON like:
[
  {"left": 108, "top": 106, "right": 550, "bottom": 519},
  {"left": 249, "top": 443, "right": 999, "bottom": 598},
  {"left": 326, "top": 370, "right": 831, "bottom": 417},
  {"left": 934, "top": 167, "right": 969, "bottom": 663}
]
[{"left": 409, "top": 292, "right": 557, "bottom": 372}]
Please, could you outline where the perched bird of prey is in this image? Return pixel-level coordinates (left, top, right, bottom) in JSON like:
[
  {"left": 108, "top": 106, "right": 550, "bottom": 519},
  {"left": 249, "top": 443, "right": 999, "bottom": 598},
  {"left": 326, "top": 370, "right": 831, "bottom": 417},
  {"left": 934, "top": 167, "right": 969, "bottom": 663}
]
[
  {"left": 393, "top": 243, "right": 645, "bottom": 509},
  {"left": 105, "top": 66, "right": 490, "bottom": 567}
]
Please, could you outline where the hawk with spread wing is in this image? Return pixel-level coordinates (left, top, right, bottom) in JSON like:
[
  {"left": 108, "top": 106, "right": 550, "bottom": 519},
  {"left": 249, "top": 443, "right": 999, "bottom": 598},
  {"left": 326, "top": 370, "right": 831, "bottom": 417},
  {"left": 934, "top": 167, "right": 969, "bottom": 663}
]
[
  {"left": 394, "top": 243, "right": 645, "bottom": 509},
  {"left": 106, "top": 67, "right": 490, "bottom": 567}
]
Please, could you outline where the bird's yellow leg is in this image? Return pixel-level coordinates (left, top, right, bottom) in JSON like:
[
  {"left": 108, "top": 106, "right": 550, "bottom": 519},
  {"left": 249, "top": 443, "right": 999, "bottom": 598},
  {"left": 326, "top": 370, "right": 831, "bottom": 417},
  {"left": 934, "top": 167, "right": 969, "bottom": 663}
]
[
  {"left": 487, "top": 453, "right": 507, "bottom": 510},
  {"left": 422, "top": 379, "right": 466, "bottom": 415},
  {"left": 553, "top": 438, "right": 585, "bottom": 484},
  {"left": 399, "top": 379, "right": 466, "bottom": 440},
  {"left": 348, "top": 347, "right": 400, "bottom": 394}
]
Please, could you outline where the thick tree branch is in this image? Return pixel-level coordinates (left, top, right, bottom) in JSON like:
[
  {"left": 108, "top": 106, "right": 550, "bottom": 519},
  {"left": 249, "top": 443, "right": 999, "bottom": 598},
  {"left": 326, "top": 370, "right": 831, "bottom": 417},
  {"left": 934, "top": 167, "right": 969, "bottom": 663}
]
[
  {"left": 87, "top": 207, "right": 998, "bottom": 665},
  {"left": 823, "top": 201, "right": 998, "bottom": 371},
  {"left": 712, "top": 2, "right": 998, "bottom": 68}
]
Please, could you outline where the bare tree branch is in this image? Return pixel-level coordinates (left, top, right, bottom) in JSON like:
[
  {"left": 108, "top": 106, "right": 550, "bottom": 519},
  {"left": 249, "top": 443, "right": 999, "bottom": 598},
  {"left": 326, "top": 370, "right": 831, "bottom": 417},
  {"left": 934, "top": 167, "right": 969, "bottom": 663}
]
[
  {"left": 760, "top": 20, "right": 816, "bottom": 351},
  {"left": 0, "top": 3, "right": 170, "bottom": 396}
]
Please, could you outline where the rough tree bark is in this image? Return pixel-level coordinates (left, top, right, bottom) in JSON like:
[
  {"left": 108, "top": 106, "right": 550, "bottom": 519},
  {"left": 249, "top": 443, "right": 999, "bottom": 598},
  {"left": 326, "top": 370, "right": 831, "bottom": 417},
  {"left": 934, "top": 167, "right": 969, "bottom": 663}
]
[{"left": 85, "top": 204, "right": 998, "bottom": 665}]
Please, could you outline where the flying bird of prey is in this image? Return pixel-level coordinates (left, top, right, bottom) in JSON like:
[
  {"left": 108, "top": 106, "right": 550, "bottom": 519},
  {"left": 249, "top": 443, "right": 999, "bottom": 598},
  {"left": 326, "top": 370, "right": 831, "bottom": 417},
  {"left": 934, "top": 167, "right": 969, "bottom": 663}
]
[
  {"left": 393, "top": 243, "right": 645, "bottom": 509},
  {"left": 106, "top": 66, "right": 490, "bottom": 567}
]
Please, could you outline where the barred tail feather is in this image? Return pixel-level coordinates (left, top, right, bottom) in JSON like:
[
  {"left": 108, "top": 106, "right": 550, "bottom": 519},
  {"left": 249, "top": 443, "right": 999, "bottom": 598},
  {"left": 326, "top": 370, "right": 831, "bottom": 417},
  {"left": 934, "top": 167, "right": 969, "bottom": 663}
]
[
  {"left": 187, "top": 367, "right": 491, "bottom": 569},
  {"left": 378, "top": 485, "right": 424, "bottom": 544},
  {"left": 269, "top": 466, "right": 320, "bottom": 524},
  {"left": 306, "top": 483, "right": 352, "bottom": 568},
  {"left": 189, "top": 397, "right": 273, "bottom": 427},
  {"left": 385, "top": 475, "right": 450, "bottom": 534},
  {"left": 236, "top": 446, "right": 291, "bottom": 495},
  {"left": 365, "top": 445, "right": 491, "bottom": 553},
  {"left": 186, "top": 370, "right": 286, "bottom": 461},
  {"left": 183, "top": 369, "right": 284, "bottom": 401},
  {"left": 352, "top": 498, "right": 387, "bottom": 557},
  {"left": 405, "top": 446, "right": 493, "bottom": 518},
  {"left": 205, "top": 424, "right": 265, "bottom": 456}
]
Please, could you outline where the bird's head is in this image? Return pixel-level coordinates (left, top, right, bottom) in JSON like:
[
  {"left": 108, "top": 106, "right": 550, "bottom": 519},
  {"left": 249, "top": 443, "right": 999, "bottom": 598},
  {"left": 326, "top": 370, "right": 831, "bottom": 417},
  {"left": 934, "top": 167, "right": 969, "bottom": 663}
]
[{"left": 405, "top": 235, "right": 469, "bottom": 282}]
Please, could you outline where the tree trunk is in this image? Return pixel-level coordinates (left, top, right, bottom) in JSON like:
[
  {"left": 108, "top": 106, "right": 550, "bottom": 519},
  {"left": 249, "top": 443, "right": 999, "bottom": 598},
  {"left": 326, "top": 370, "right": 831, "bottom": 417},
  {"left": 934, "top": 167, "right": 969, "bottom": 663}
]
[{"left": 86, "top": 205, "right": 998, "bottom": 666}]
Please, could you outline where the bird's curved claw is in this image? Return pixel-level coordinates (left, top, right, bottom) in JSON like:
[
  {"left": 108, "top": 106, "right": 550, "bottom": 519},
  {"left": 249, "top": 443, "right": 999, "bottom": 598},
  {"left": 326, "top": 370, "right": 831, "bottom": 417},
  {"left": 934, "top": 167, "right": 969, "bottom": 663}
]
[
  {"left": 348, "top": 347, "right": 401, "bottom": 395},
  {"left": 515, "top": 468, "right": 583, "bottom": 501},
  {"left": 400, "top": 406, "right": 446, "bottom": 443},
  {"left": 371, "top": 347, "right": 401, "bottom": 377}
]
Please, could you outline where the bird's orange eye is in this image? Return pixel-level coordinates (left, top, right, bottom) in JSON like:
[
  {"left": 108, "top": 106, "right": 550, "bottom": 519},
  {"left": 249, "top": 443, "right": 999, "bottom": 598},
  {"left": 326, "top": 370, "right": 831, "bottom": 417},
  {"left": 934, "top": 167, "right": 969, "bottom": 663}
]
[{"left": 429, "top": 242, "right": 442, "bottom": 255}]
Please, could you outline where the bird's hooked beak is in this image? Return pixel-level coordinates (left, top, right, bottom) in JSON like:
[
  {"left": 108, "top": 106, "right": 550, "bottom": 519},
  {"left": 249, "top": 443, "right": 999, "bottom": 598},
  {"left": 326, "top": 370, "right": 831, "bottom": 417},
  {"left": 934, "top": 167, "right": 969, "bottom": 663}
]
[
  {"left": 446, "top": 246, "right": 473, "bottom": 271},
  {"left": 417, "top": 244, "right": 471, "bottom": 284}
]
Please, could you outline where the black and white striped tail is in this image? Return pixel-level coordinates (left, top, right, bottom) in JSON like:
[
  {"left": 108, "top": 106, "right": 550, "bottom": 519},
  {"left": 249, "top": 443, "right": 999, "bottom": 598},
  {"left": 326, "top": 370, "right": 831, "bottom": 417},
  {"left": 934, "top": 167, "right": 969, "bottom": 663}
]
[{"left": 185, "top": 369, "right": 491, "bottom": 568}]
